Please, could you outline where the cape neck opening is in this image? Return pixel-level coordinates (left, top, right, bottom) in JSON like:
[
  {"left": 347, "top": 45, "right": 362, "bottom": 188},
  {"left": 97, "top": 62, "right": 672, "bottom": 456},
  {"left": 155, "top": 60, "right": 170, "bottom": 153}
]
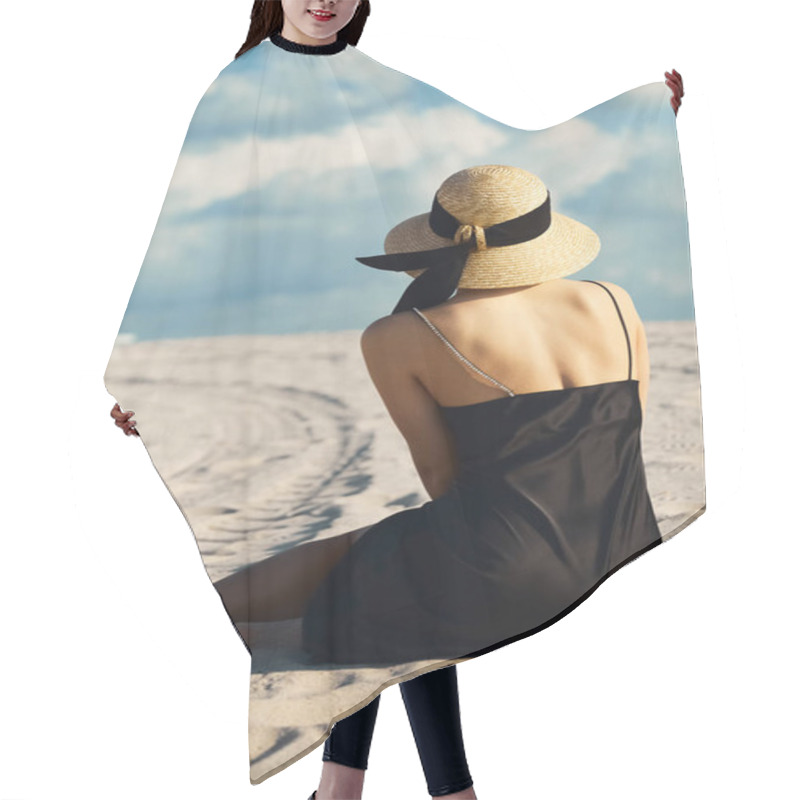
[{"left": 269, "top": 30, "right": 348, "bottom": 55}]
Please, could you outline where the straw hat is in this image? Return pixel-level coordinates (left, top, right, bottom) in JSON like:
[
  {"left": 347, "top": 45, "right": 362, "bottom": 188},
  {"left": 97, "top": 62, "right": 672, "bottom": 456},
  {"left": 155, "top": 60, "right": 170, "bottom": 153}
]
[
  {"left": 355, "top": 165, "right": 600, "bottom": 313},
  {"left": 406, "top": 165, "right": 598, "bottom": 283}
]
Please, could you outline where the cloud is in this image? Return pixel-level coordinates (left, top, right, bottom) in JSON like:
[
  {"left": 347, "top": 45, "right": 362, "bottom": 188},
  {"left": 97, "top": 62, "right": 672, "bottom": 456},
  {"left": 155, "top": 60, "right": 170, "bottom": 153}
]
[
  {"left": 161, "top": 94, "right": 673, "bottom": 225},
  {"left": 122, "top": 64, "right": 695, "bottom": 332},
  {"left": 157, "top": 102, "right": 510, "bottom": 217}
]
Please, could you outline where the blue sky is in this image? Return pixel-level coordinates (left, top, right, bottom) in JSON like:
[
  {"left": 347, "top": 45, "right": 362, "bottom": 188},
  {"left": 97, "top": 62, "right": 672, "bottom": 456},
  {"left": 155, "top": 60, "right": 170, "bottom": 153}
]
[{"left": 116, "top": 42, "right": 694, "bottom": 343}]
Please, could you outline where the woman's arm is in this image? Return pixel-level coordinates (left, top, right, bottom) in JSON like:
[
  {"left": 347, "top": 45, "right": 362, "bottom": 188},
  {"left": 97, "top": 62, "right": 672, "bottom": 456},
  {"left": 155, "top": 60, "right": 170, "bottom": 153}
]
[
  {"left": 608, "top": 284, "right": 650, "bottom": 417},
  {"left": 634, "top": 313, "right": 651, "bottom": 418},
  {"left": 591, "top": 281, "right": 650, "bottom": 417},
  {"left": 360, "top": 316, "right": 459, "bottom": 500}
]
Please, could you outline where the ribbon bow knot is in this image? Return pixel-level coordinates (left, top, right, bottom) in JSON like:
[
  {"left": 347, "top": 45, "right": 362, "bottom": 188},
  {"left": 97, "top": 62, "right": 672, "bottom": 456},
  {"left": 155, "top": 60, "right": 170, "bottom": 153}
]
[
  {"left": 454, "top": 223, "right": 487, "bottom": 251},
  {"left": 354, "top": 190, "right": 552, "bottom": 314}
]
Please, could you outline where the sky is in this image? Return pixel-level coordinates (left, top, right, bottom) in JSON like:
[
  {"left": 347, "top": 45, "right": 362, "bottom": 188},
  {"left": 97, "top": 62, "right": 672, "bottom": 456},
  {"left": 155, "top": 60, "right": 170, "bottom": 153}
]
[{"left": 115, "top": 40, "right": 694, "bottom": 343}]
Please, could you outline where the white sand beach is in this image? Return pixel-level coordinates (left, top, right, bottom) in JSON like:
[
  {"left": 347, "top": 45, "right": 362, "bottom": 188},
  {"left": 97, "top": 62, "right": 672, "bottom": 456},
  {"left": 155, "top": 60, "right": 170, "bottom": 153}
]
[{"left": 103, "top": 320, "right": 705, "bottom": 784}]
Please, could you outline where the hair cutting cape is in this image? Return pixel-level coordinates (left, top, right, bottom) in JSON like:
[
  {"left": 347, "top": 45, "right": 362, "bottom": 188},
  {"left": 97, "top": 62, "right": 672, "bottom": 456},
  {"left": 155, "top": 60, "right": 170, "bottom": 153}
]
[{"left": 103, "top": 34, "right": 705, "bottom": 786}]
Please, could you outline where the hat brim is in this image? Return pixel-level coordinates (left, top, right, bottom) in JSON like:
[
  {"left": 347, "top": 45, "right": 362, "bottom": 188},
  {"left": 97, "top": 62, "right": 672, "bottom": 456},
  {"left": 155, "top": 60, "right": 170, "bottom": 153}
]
[{"left": 384, "top": 210, "right": 601, "bottom": 288}]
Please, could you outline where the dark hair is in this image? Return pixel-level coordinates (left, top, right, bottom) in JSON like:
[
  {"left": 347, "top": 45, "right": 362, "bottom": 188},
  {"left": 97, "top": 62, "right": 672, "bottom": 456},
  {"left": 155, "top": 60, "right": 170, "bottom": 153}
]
[{"left": 236, "top": 1, "right": 371, "bottom": 59}]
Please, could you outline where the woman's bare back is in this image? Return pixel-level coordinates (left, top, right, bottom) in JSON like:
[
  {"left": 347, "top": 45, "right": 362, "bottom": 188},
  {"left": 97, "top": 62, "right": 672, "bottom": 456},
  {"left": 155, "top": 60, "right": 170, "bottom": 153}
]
[{"left": 408, "top": 278, "right": 649, "bottom": 412}]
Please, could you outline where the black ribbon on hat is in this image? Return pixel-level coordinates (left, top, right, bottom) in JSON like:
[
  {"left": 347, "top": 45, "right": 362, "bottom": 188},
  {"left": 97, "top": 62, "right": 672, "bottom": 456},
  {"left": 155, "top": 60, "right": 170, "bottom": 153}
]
[{"left": 355, "top": 191, "right": 552, "bottom": 314}]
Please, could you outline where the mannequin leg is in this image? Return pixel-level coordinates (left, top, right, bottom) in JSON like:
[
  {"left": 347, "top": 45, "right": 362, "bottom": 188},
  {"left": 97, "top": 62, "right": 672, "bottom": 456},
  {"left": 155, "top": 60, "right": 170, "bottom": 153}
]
[
  {"left": 319, "top": 666, "right": 474, "bottom": 798},
  {"left": 314, "top": 694, "right": 381, "bottom": 799},
  {"left": 323, "top": 693, "right": 382, "bottom": 769},
  {"left": 400, "top": 665, "right": 474, "bottom": 797}
]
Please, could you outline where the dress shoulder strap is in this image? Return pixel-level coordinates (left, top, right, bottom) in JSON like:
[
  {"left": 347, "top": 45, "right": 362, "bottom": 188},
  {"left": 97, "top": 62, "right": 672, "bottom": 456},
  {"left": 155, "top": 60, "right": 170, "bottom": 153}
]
[
  {"left": 580, "top": 280, "right": 633, "bottom": 380},
  {"left": 411, "top": 307, "right": 516, "bottom": 396}
]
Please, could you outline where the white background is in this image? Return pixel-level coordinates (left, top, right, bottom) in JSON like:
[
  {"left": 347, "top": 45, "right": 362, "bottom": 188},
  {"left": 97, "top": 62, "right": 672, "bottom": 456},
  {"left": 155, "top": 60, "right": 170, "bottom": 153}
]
[{"left": 1, "top": 1, "right": 797, "bottom": 798}]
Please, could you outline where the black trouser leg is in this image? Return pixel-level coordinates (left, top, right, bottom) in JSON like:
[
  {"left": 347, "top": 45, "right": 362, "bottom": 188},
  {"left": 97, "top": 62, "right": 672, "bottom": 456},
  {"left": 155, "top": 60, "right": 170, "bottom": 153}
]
[
  {"left": 400, "top": 665, "right": 474, "bottom": 797},
  {"left": 322, "top": 693, "right": 381, "bottom": 770},
  {"left": 323, "top": 665, "right": 473, "bottom": 796}
]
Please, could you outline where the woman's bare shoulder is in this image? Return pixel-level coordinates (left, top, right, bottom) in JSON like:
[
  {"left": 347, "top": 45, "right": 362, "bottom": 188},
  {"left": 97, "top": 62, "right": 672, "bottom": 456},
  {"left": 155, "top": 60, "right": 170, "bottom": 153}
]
[
  {"left": 361, "top": 309, "right": 418, "bottom": 338},
  {"left": 570, "top": 277, "right": 628, "bottom": 297},
  {"left": 360, "top": 310, "right": 421, "bottom": 361},
  {"left": 572, "top": 278, "right": 636, "bottom": 310},
  {"left": 574, "top": 279, "right": 644, "bottom": 343}
]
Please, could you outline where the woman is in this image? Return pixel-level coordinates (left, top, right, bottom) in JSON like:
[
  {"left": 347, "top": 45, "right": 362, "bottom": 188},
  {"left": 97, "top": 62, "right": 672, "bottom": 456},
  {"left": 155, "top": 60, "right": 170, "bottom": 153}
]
[
  {"left": 108, "top": 4, "right": 685, "bottom": 799},
  {"left": 213, "top": 159, "right": 664, "bottom": 798}
]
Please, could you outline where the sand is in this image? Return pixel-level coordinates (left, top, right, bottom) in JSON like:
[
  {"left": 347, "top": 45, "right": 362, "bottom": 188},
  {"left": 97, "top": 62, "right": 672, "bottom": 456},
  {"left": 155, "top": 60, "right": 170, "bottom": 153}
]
[{"left": 103, "top": 320, "right": 705, "bottom": 784}]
